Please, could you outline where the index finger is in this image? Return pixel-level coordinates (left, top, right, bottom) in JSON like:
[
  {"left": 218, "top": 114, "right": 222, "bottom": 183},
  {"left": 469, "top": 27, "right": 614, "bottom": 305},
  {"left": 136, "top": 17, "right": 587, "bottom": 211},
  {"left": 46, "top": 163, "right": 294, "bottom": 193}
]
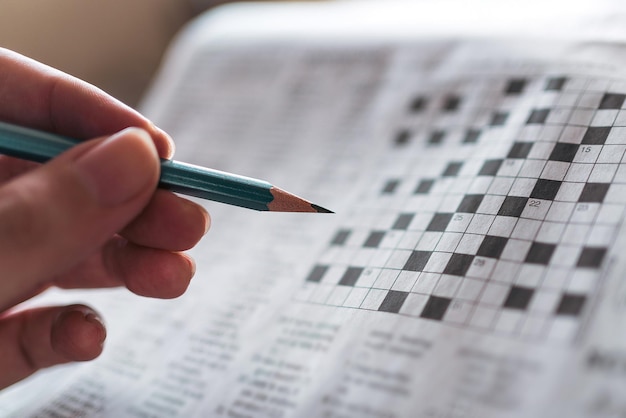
[{"left": 0, "top": 48, "right": 174, "bottom": 158}]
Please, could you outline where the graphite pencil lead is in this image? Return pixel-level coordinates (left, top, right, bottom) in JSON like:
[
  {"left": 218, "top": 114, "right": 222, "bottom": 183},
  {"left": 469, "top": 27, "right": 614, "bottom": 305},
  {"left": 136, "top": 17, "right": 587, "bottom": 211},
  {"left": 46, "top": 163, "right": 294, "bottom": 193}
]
[
  {"left": 311, "top": 204, "right": 334, "bottom": 214},
  {"left": 268, "top": 186, "right": 333, "bottom": 213}
]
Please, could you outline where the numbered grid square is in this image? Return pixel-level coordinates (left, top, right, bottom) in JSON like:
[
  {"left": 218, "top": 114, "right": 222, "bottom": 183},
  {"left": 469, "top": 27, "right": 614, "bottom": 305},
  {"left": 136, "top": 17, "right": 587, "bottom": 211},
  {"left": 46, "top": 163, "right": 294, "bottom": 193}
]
[
  {"left": 443, "top": 300, "right": 474, "bottom": 324},
  {"left": 570, "top": 203, "right": 600, "bottom": 225}
]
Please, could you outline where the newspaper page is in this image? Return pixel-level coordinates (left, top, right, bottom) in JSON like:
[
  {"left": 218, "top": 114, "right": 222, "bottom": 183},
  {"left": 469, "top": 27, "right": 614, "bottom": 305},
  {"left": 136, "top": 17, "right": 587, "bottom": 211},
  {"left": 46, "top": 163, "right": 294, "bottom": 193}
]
[{"left": 3, "top": 1, "right": 626, "bottom": 417}]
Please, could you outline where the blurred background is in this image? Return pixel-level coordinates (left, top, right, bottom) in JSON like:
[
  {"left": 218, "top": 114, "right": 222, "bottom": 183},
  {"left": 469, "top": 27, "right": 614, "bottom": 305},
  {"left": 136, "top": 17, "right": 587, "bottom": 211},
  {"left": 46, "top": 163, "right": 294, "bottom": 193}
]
[{"left": 0, "top": 0, "right": 280, "bottom": 108}]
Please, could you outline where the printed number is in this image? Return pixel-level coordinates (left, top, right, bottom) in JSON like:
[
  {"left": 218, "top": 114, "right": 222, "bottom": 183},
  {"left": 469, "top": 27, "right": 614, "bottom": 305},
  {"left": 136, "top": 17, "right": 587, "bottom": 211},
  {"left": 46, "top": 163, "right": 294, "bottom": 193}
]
[
  {"left": 577, "top": 203, "right": 589, "bottom": 212},
  {"left": 473, "top": 258, "right": 486, "bottom": 267},
  {"left": 453, "top": 214, "right": 464, "bottom": 221},
  {"left": 528, "top": 200, "right": 541, "bottom": 207},
  {"left": 580, "top": 146, "right": 592, "bottom": 153}
]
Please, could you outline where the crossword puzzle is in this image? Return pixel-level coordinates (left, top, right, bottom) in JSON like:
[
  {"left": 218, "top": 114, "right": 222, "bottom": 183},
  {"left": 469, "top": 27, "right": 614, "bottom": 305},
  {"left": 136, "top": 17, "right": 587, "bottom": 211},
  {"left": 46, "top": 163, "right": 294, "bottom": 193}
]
[{"left": 295, "top": 72, "right": 626, "bottom": 343}]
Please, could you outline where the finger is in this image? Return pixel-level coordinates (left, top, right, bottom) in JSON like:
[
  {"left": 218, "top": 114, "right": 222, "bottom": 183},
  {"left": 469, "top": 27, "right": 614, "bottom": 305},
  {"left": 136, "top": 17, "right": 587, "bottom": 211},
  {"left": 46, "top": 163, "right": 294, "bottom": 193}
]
[
  {"left": 0, "top": 305, "right": 105, "bottom": 390},
  {"left": 121, "top": 190, "right": 210, "bottom": 251},
  {"left": 53, "top": 236, "right": 195, "bottom": 299},
  {"left": 0, "top": 128, "right": 159, "bottom": 310},
  {"left": 0, "top": 156, "right": 40, "bottom": 183},
  {"left": 0, "top": 47, "right": 174, "bottom": 158}
]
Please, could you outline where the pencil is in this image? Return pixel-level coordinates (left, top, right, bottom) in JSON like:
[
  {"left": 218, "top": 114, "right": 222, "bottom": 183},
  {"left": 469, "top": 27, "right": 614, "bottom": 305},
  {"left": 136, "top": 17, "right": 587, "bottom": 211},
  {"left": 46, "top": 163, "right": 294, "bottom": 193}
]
[{"left": 0, "top": 121, "right": 332, "bottom": 213}]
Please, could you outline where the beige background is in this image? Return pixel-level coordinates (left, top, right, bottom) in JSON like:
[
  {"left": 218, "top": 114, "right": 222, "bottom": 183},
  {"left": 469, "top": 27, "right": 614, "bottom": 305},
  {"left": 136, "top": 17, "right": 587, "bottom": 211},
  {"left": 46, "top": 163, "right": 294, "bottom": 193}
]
[{"left": 0, "top": 1, "right": 217, "bottom": 107}]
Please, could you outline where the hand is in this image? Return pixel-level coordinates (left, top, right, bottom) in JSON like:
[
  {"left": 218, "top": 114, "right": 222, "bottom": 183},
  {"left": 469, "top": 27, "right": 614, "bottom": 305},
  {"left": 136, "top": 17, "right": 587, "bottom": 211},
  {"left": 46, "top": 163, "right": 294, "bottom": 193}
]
[{"left": 0, "top": 48, "right": 210, "bottom": 389}]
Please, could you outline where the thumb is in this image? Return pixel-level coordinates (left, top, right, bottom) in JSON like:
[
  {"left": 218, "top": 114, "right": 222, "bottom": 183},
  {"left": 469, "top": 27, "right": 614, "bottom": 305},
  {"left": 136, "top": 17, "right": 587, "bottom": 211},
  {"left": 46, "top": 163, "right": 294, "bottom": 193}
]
[{"left": 0, "top": 127, "right": 160, "bottom": 309}]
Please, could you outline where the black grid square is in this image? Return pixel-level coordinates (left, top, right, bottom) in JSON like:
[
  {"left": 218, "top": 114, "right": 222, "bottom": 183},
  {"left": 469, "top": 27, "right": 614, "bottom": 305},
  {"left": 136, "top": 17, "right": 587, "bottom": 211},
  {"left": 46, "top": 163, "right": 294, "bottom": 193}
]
[
  {"left": 331, "top": 229, "right": 351, "bottom": 245},
  {"left": 426, "top": 213, "right": 453, "bottom": 231},
  {"left": 382, "top": 179, "right": 400, "bottom": 194},
  {"left": 548, "top": 143, "right": 579, "bottom": 162},
  {"left": 463, "top": 129, "right": 481, "bottom": 144},
  {"left": 457, "top": 194, "right": 484, "bottom": 213},
  {"left": 506, "top": 79, "right": 527, "bottom": 94},
  {"left": 378, "top": 290, "right": 409, "bottom": 313},
  {"left": 498, "top": 196, "right": 529, "bottom": 217},
  {"left": 414, "top": 179, "right": 435, "bottom": 194},
  {"left": 394, "top": 130, "right": 411, "bottom": 146},
  {"left": 442, "top": 162, "right": 463, "bottom": 177},
  {"left": 443, "top": 254, "right": 474, "bottom": 276},
  {"left": 479, "top": 159, "right": 503, "bottom": 176},
  {"left": 429, "top": 130, "right": 446, "bottom": 145},
  {"left": 503, "top": 286, "right": 534, "bottom": 310},
  {"left": 420, "top": 296, "right": 452, "bottom": 320},
  {"left": 403, "top": 250, "right": 432, "bottom": 272},
  {"left": 530, "top": 179, "right": 562, "bottom": 201},
  {"left": 555, "top": 294, "right": 586, "bottom": 316},
  {"left": 599, "top": 93, "right": 626, "bottom": 109},
  {"left": 525, "top": 242, "right": 556, "bottom": 264},
  {"left": 545, "top": 77, "right": 566, "bottom": 91},
  {"left": 364, "top": 231, "right": 385, "bottom": 248},
  {"left": 443, "top": 95, "right": 461, "bottom": 111},
  {"left": 507, "top": 142, "right": 533, "bottom": 159},
  {"left": 582, "top": 127, "right": 611, "bottom": 145},
  {"left": 477, "top": 235, "right": 508, "bottom": 258},
  {"left": 490, "top": 112, "right": 509, "bottom": 126},
  {"left": 577, "top": 247, "right": 608, "bottom": 268},
  {"left": 392, "top": 213, "right": 415, "bottom": 230},
  {"left": 579, "top": 183, "right": 610, "bottom": 203},
  {"left": 527, "top": 109, "right": 550, "bottom": 124},
  {"left": 410, "top": 96, "right": 427, "bottom": 112},
  {"left": 339, "top": 267, "right": 363, "bottom": 286},
  {"left": 306, "top": 265, "right": 329, "bottom": 282}
]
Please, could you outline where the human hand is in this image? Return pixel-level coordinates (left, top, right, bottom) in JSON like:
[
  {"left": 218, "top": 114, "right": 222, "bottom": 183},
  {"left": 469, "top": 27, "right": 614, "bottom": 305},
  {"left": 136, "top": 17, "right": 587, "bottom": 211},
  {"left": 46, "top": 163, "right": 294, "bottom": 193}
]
[{"left": 0, "top": 48, "right": 209, "bottom": 389}]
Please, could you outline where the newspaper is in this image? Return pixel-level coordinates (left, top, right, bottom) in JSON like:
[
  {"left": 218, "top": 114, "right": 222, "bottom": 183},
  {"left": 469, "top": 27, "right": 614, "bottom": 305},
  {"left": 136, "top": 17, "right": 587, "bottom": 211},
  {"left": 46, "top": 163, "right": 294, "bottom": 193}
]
[{"left": 3, "top": 2, "right": 626, "bottom": 417}]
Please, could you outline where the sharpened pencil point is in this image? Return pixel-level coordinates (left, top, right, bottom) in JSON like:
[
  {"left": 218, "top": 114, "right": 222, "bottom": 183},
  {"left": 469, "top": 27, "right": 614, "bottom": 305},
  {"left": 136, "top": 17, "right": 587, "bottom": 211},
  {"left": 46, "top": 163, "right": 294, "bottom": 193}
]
[
  {"left": 268, "top": 186, "right": 332, "bottom": 213},
  {"left": 311, "top": 204, "right": 333, "bottom": 213}
]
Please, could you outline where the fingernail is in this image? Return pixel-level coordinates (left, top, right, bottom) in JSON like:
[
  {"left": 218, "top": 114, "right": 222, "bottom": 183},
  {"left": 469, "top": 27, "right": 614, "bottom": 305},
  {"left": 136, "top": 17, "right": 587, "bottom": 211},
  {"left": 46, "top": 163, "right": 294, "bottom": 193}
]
[
  {"left": 182, "top": 253, "right": 196, "bottom": 278},
  {"left": 84, "top": 312, "right": 107, "bottom": 347},
  {"left": 74, "top": 128, "right": 159, "bottom": 207},
  {"left": 149, "top": 122, "right": 175, "bottom": 159}
]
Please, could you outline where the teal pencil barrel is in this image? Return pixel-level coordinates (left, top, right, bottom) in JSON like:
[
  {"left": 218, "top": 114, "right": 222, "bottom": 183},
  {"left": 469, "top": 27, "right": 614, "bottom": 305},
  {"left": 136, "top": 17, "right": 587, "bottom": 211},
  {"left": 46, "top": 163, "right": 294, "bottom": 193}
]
[
  {"left": 0, "top": 121, "right": 281, "bottom": 211},
  {"left": 159, "top": 160, "right": 274, "bottom": 211}
]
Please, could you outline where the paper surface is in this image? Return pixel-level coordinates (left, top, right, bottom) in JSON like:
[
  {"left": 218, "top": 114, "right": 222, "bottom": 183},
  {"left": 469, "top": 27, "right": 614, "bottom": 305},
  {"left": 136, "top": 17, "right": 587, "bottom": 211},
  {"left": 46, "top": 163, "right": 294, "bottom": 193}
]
[{"left": 4, "top": 2, "right": 626, "bottom": 417}]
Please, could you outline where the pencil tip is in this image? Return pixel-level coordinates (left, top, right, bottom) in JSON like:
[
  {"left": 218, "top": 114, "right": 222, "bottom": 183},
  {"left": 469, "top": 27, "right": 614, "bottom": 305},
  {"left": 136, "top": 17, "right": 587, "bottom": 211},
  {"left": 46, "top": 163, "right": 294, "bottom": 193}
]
[
  {"left": 311, "top": 204, "right": 334, "bottom": 213},
  {"left": 268, "top": 187, "right": 333, "bottom": 213}
]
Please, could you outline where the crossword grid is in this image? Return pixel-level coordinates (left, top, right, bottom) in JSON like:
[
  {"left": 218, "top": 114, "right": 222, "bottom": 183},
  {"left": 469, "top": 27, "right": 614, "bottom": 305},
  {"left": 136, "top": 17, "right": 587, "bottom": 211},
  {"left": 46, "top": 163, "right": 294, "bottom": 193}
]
[{"left": 295, "top": 74, "right": 626, "bottom": 343}]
